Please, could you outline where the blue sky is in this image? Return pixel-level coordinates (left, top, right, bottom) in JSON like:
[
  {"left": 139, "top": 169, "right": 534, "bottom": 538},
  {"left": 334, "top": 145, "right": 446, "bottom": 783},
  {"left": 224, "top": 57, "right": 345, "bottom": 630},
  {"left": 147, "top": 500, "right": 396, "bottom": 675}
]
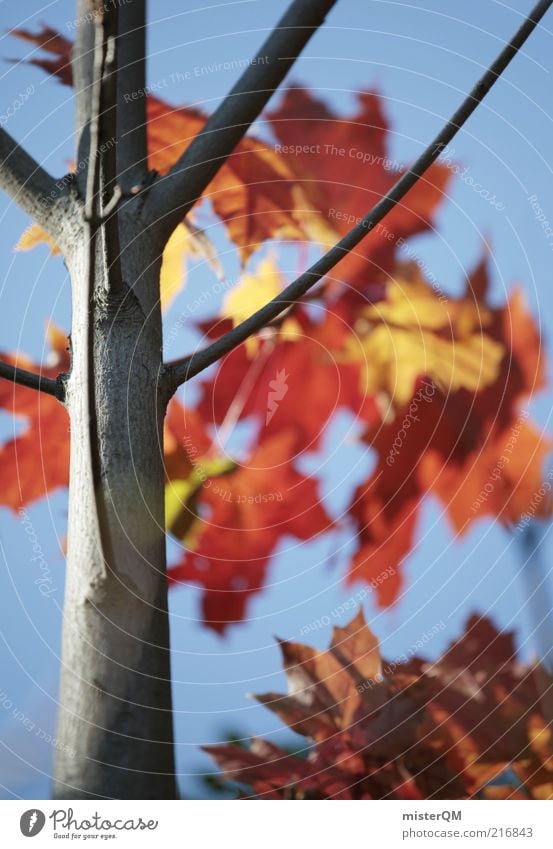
[{"left": 1, "top": 0, "right": 553, "bottom": 798}]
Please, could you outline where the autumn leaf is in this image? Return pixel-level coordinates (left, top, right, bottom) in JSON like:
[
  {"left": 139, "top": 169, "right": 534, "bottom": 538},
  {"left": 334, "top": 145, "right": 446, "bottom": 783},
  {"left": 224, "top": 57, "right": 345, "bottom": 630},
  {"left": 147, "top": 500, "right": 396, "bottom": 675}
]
[
  {"left": 221, "top": 254, "right": 301, "bottom": 354},
  {"left": 205, "top": 610, "right": 552, "bottom": 799},
  {"left": 8, "top": 25, "right": 73, "bottom": 85},
  {"left": 0, "top": 326, "right": 70, "bottom": 509},
  {"left": 146, "top": 97, "right": 315, "bottom": 263},
  {"left": 345, "top": 256, "right": 550, "bottom": 603},
  {"left": 267, "top": 86, "right": 451, "bottom": 283},
  {"left": 342, "top": 262, "right": 505, "bottom": 406},
  {"left": 15, "top": 223, "right": 61, "bottom": 255},
  {"left": 167, "top": 427, "right": 332, "bottom": 632}
]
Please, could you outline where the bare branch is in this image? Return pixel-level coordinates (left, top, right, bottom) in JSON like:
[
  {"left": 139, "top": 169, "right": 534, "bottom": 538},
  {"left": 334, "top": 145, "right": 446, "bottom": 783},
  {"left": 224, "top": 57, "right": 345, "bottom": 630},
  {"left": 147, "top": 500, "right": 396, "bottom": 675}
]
[
  {"left": 72, "top": 0, "right": 95, "bottom": 198},
  {"left": 85, "top": 5, "right": 124, "bottom": 295},
  {"left": 116, "top": 0, "right": 148, "bottom": 190},
  {"left": 165, "top": 0, "right": 553, "bottom": 393},
  {"left": 0, "top": 360, "right": 64, "bottom": 400},
  {"left": 144, "top": 0, "right": 338, "bottom": 242},
  {"left": 0, "top": 127, "right": 66, "bottom": 243}
]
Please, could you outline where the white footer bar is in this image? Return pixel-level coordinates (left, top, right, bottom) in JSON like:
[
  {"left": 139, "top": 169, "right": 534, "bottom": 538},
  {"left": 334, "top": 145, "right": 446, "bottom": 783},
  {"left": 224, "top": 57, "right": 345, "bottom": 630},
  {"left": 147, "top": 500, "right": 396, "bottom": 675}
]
[{"left": 3, "top": 799, "right": 552, "bottom": 848}]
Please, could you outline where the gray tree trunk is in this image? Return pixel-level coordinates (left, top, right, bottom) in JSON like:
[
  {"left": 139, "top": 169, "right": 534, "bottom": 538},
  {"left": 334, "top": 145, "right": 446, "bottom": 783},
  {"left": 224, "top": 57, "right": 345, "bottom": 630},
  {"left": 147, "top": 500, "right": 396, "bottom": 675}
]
[
  {"left": 52, "top": 221, "right": 177, "bottom": 799},
  {"left": 45, "top": 0, "right": 178, "bottom": 800}
]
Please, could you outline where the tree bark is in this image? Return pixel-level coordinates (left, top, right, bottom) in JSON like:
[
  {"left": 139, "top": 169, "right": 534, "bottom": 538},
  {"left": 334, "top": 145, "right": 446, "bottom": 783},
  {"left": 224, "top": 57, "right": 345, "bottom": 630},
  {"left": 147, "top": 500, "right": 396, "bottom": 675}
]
[
  {"left": 48, "top": 0, "right": 177, "bottom": 799},
  {"left": 52, "top": 219, "right": 176, "bottom": 799}
]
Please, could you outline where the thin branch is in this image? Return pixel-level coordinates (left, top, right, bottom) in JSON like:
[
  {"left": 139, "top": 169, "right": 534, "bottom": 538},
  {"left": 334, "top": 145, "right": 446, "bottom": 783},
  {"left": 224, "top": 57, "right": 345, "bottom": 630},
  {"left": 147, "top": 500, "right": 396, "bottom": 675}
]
[
  {"left": 144, "top": 0, "right": 338, "bottom": 242},
  {"left": 72, "top": 0, "right": 95, "bottom": 198},
  {"left": 116, "top": 0, "right": 148, "bottom": 190},
  {"left": 165, "top": 0, "right": 553, "bottom": 393},
  {"left": 0, "top": 360, "right": 63, "bottom": 400},
  {"left": 0, "top": 127, "right": 66, "bottom": 243},
  {"left": 85, "top": 5, "right": 124, "bottom": 295}
]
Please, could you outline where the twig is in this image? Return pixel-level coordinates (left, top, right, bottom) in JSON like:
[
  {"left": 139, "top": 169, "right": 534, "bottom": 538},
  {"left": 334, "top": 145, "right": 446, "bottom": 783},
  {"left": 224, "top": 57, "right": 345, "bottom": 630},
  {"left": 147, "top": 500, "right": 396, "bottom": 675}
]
[
  {"left": 144, "top": 0, "right": 338, "bottom": 242},
  {"left": 72, "top": 0, "right": 95, "bottom": 198},
  {"left": 165, "top": 0, "right": 553, "bottom": 393},
  {"left": 116, "top": 0, "right": 148, "bottom": 190},
  {"left": 0, "top": 360, "right": 63, "bottom": 400}
]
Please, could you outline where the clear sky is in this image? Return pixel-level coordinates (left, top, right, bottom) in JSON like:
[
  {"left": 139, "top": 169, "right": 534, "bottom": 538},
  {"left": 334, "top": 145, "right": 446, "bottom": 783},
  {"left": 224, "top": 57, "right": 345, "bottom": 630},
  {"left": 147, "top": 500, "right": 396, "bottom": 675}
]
[{"left": 1, "top": 0, "right": 553, "bottom": 799}]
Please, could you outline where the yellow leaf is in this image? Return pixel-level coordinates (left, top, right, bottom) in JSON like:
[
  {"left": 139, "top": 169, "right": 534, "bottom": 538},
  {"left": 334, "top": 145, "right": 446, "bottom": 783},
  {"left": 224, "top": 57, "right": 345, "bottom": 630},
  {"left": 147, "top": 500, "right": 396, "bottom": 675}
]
[
  {"left": 343, "top": 266, "right": 504, "bottom": 406},
  {"left": 160, "top": 224, "right": 189, "bottom": 311},
  {"left": 160, "top": 221, "right": 222, "bottom": 312},
  {"left": 15, "top": 223, "right": 61, "bottom": 255},
  {"left": 223, "top": 254, "right": 300, "bottom": 354},
  {"left": 165, "top": 455, "right": 236, "bottom": 540},
  {"left": 366, "top": 270, "right": 491, "bottom": 332}
]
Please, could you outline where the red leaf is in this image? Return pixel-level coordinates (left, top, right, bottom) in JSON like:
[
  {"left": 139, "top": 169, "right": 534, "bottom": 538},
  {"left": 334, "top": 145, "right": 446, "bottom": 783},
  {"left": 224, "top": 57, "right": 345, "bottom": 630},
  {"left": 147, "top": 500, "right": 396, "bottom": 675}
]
[
  {"left": 168, "top": 428, "right": 331, "bottom": 632},
  {"left": 0, "top": 328, "right": 70, "bottom": 509}
]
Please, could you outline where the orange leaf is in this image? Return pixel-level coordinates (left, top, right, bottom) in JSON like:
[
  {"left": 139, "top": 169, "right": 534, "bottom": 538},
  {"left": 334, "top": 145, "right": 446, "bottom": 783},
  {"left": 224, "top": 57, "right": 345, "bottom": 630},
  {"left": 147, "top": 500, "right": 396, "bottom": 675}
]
[
  {"left": 146, "top": 98, "right": 311, "bottom": 263},
  {"left": 0, "top": 327, "right": 70, "bottom": 509}
]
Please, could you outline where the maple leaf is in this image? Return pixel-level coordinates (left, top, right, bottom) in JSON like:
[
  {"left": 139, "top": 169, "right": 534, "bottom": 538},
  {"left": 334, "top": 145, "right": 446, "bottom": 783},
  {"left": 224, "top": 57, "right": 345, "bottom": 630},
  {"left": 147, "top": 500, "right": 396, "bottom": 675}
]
[
  {"left": 146, "top": 97, "right": 315, "bottom": 263},
  {"left": 345, "top": 257, "right": 550, "bottom": 603},
  {"left": 267, "top": 86, "right": 451, "bottom": 283},
  {"left": 342, "top": 262, "right": 505, "bottom": 406},
  {"left": 15, "top": 223, "right": 61, "bottom": 256},
  {"left": 197, "top": 305, "right": 377, "bottom": 453},
  {"left": 8, "top": 25, "right": 73, "bottom": 85},
  {"left": 205, "top": 610, "right": 552, "bottom": 799},
  {"left": 167, "top": 426, "right": 332, "bottom": 632},
  {"left": 0, "top": 326, "right": 70, "bottom": 509},
  {"left": 159, "top": 221, "right": 222, "bottom": 312},
  {"left": 221, "top": 254, "right": 300, "bottom": 354}
]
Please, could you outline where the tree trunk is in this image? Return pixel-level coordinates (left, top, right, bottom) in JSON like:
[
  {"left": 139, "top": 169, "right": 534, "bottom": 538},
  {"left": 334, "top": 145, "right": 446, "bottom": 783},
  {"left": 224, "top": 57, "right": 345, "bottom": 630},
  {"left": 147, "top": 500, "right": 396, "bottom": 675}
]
[{"left": 52, "top": 230, "right": 177, "bottom": 799}]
